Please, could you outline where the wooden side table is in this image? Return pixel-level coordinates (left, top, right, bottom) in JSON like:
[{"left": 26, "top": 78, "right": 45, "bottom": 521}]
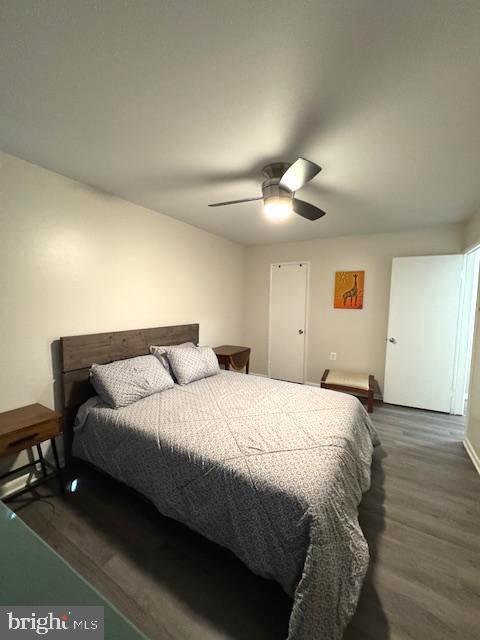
[
  {"left": 0, "top": 403, "right": 64, "bottom": 499},
  {"left": 214, "top": 345, "right": 251, "bottom": 374}
]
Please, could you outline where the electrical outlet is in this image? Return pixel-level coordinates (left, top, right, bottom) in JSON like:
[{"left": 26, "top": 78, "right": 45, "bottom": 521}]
[{"left": 329, "top": 352, "right": 337, "bottom": 361}]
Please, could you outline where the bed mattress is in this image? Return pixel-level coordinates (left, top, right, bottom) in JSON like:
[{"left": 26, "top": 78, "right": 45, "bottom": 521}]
[{"left": 73, "top": 370, "right": 377, "bottom": 640}]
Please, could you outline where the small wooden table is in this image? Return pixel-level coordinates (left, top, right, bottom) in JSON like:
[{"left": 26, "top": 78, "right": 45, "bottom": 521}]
[
  {"left": 0, "top": 403, "right": 64, "bottom": 499},
  {"left": 214, "top": 345, "right": 251, "bottom": 373}
]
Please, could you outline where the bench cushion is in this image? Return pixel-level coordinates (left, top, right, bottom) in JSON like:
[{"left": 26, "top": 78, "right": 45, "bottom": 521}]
[{"left": 325, "top": 370, "right": 370, "bottom": 391}]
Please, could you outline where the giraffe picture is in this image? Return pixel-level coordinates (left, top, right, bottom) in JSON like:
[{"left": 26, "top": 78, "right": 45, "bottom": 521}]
[{"left": 334, "top": 271, "right": 365, "bottom": 309}]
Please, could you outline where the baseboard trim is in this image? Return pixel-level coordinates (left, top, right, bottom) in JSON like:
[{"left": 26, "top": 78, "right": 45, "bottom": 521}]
[
  {"left": 463, "top": 438, "right": 480, "bottom": 476},
  {"left": 250, "top": 372, "right": 268, "bottom": 378}
]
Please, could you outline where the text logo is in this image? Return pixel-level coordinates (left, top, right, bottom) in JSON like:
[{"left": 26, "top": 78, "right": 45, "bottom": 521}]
[{"left": 0, "top": 607, "right": 104, "bottom": 639}]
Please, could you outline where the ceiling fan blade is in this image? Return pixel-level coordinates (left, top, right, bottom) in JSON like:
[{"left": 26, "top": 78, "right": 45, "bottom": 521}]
[
  {"left": 208, "top": 197, "right": 263, "bottom": 207},
  {"left": 292, "top": 198, "right": 326, "bottom": 221},
  {"left": 279, "top": 158, "right": 322, "bottom": 192}
]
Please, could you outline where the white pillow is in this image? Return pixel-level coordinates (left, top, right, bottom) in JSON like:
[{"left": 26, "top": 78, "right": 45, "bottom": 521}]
[
  {"left": 166, "top": 346, "right": 220, "bottom": 385},
  {"left": 150, "top": 342, "right": 196, "bottom": 378},
  {"left": 90, "top": 355, "right": 174, "bottom": 409}
]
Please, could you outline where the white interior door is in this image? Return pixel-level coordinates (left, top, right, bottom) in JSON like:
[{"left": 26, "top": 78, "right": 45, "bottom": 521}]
[
  {"left": 269, "top": 262, "right": 308, "bottom": 383},
  {"left": 384, "top": 255, "right": 464, "bottom": 412}
]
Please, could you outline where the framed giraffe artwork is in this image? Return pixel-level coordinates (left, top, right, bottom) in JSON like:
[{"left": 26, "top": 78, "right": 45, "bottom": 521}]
[{"left": 334, "top": 271, "right": 365, "bottom": 309}]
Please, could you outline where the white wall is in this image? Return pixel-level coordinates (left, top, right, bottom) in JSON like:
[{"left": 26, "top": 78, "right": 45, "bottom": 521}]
[
  {"left": 0, "top": 152, "right": 246, "bottom": 491},
  {"left": 244, "top": 225, "right": 464, "bottom": 391}
]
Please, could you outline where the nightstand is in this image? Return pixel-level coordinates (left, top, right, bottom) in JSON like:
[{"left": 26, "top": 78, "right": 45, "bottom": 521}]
[
  {"left": 214, "top": 345, "right": 251, "bottom": 373},
  {"left": 0, "top": 404, "right": 64, "bottom": 499}
]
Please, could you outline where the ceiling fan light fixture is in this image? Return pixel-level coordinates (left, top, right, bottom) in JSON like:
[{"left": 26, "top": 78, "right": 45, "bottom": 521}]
[
  {"left": 208, "top": 157, "right": 326, "bottom": 222},
  {"left": 263, "top": 196, "right": 292, "bottom": 222}
]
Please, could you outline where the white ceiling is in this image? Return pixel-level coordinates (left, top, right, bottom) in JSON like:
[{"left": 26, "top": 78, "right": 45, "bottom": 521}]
[{"left": 1, "top": 1, "right": 480, "bottom": 246}]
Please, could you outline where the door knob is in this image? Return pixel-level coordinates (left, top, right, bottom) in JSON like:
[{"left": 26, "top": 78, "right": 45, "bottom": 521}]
[
  {"left": 388, "top": 337, "right": 397, "bottom": 344},
  {"left": 298, "top": 329, "right": 304, "bottom": 335}
]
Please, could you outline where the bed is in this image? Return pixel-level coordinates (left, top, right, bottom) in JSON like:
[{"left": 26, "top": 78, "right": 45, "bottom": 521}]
[{"left": 61, "top": 324, "right": 377, "bottom": 640}]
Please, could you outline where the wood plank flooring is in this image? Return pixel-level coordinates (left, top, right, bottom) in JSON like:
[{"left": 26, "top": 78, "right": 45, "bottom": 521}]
[{"left": 9, "top": 404, "right": 480, "bottom": 640}]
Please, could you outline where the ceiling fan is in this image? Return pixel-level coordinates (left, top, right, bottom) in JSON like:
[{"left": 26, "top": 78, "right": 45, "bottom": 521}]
[{"left": 208, "top": 158, "right": 326, "bottom": 222}]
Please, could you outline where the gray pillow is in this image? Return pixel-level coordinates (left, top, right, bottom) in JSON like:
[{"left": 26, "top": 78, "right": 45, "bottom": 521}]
[
  {"left": 150, "top": 342, "right": 196, "bottom": 378},
  {"left": 90, "top": 355, "right": 174, "bottom": 409},
  {"left": 167, "top": 346, "right": 220, "bottom": 385}
]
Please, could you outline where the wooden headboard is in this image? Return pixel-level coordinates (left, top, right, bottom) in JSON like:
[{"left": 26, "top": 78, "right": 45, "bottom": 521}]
[{"left": 60, "top": 323, "right": 199, "bottom": 461}]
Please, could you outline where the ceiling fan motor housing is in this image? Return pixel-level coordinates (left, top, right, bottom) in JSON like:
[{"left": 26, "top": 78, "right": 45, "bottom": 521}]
[
  {"left": 262, "top": 179, "right": 293, "bottom": 201},
  {"left": 262, "top": 162, "right": 291, "bottom": 180}
]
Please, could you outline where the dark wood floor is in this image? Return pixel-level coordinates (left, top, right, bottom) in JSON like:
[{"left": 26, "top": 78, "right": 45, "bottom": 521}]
[{"left": 9, "top": 404, "right": 480, "bottom": 640}]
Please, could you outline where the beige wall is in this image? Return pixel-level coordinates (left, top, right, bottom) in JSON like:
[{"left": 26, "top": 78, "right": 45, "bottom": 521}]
[
  {"left": 244, "top": 225, "right": 464, "bottom": 391},
  {"left": 0, "top": 152, "right": 246, "bottom": 413}
]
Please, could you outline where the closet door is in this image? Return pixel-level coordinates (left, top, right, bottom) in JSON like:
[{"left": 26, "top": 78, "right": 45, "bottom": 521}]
[{"left": 269, "top": 262, "right": 308, "bottom": 383}]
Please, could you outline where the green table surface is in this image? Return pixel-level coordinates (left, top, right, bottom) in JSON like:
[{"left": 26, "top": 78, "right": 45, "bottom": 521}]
[{"left": 0, "top": 500, "right": 147, "bottom": 639}]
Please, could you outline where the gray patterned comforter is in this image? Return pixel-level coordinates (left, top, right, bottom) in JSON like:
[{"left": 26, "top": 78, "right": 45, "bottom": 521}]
[{"left": 73, "top": 371, "right": 377, "bottom": 640}]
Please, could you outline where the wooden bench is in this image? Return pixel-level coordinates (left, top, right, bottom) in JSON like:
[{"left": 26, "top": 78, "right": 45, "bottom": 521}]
[{"left": 321, "top": 369, "right": 375, "bottom": 413}]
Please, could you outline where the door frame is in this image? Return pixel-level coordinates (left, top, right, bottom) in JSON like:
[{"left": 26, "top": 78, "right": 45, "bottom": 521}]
[
  {"left": 268, "top": 261, "right": 310, "bottom": 383},
  {"left": 451, "top": 246, "right": 480, "bottom": 414}
]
